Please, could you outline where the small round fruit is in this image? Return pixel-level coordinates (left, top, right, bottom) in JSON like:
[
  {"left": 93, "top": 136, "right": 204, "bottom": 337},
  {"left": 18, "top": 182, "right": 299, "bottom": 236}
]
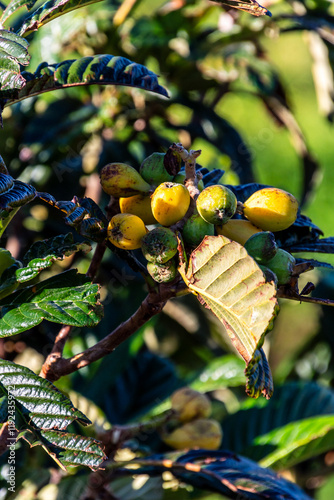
[
  {"left": 147, "top": 258, "right": 178, "bottom": 283},
  {"left": 171, "top": 388, "right": 212, "bottom": 422},
  {"left": 196, "top": 185, "right": 237, "bottom": 225},
  {"left": 182, "top": 212, "right": 214, "bottom": 247},
  {"left": 151, "top": 182, "right": 191, "bottom": 226},
  {"left": 119, "top": 194, "right": 157, "bottom": 225},
  {"left": 140, "top": 152, "right": 174, "bottom": 186},
  {"left": 141, "top": 227, "right": 178, "bottom": 264},
  {"left": 216, "top": 219, "right": 262, "bottom": 245},
  {"left": 243, "top": 187, "right": 299, "bottom": 232},
  {"left": 100, "top": 163, "right": 151, "bottom": 198},
  {"left": 108, "top": 213, "right": 147, "bottom": 250},
  {"left": 266, "top": 248, "right": 296, "bottom": 285},
  {"left": 244, "top": 231, "right": 278, "bottom": 264},
  {"left": 173, "top": 171, "right": 204, "bottom": 191},
  {"left": 162, "top": 419, "right": 222, "bottom": 450}
]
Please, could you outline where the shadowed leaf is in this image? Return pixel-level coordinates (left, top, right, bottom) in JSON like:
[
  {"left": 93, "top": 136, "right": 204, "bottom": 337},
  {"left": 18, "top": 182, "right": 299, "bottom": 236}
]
[
  {"left": 120, "top": 450, "right": 312, "bottom": 499},
  {"left": 2, "top": 55, "right": 168, "bottom": 105}
]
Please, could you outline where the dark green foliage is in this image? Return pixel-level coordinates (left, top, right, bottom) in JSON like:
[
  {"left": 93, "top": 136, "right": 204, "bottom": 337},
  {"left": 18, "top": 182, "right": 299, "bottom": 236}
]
[{"left": 0, "top": 269, "right": 103, "bottom": 335}]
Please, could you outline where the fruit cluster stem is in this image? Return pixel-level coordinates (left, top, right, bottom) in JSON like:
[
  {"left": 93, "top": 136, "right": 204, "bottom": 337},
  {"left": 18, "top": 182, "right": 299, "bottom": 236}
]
[{"left": 170, "top": 143, "right": 201, "bottom": 200}]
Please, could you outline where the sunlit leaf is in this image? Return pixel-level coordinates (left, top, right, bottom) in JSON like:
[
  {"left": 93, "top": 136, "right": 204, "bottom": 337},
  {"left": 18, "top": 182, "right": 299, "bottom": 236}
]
[
  {"left": 0, "top": 269, "right": 103, "bottom": 336},
  {"left": 0, "top": 30, "right": 30, "bottom": 91},
  {"left": 256, "top": 415, "right": 334, "bottom": 470},
  {"left": 179, "top": 235, "right": 278, "bottom": 398}
]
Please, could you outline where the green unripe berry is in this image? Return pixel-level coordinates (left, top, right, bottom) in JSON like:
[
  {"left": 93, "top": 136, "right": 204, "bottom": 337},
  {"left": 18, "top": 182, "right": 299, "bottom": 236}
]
[
  {"left": 266, "top": 249, "right": 296, "bottom": 285},
  {"left": 244, "top": 231, "right": 278, "bottom": 264},
  {"left": 147, "top": 258, "right": 178, "bottom": 283},
  {"left": 196, "top": 185, "right": 237, "bottom": 225},
  {"left": 182, "top": 212, "right": 214, "bottom": 247},
  {"left": 140, "top": 153, "right": 174, "bottom": 186},
  {"left": 141, "top": 227, "right": 178, "bottom": 264}
]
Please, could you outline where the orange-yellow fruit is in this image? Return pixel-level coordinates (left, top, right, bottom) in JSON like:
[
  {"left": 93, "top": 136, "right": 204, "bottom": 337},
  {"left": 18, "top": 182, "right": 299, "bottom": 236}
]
[
  {"left": 107, "top": 213, "right": 147, "bottom": 250},
  {"left": 170, "top": 388, "right": 212, "bottom": 422},
  {"left": 162, "top": 419, "right": 222, "bottom": 450},
  {"left": 216, "top": 219, "right": 262, "bottom": 245},
  {"left": 151, "top": 182, "right": 191, "bottom": 226},
  {"left": 119, "top": 194, "right": 157, "bottom": 225},
  {"left": 100, "top": 163, "right": 151, "bottom": 198},
  {"left": 243, "top": 187, "right": 299, "bottom": 232}
]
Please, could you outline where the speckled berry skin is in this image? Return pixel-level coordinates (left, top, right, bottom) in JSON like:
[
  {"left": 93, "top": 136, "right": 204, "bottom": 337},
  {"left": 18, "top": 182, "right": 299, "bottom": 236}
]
[
  {"left": 196, "top": 185, "right": 237, "bottom": 225},
  {"left": 243, "top": 187, "right": 299, "bottom": 232},
  {"left": 107, "top": 213, "right": 147, "bottom": 250},
  {"left": 151, "top": 182, "right": 190, "bottom": 226}
]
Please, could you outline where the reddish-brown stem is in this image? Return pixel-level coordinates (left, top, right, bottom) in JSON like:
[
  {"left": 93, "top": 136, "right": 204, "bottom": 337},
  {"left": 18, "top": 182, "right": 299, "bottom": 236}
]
[
  {"left": 40, "top": 283, "right": 184, "bottom": 382},
  {"left": 277, "top": 289, "right": 334, "bottom": 306}
]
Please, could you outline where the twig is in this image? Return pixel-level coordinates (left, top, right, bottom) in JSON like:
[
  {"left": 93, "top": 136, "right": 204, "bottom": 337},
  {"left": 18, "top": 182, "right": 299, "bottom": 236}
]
[
  {"left": 99, "top": 410, "right": 175, "bottom": 456},
  {"left": 40, "top": 282, "right": 185, "bottom": 382},
  {"left": 277, "top": 289, "right": 334, "bottom": 307}
]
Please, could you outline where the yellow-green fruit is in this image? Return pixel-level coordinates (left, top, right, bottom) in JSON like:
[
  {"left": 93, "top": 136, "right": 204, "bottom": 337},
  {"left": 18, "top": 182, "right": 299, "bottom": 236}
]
[
  {"left": 0, "top": 249, "right": 16, "bottom": 279},
  {"left": 147, "top": 258, "right": 178, "bottom": 283},
  {"left": 182, "top": 212, "right": 214, "bottom": 247},
  {"left": 107, "top": 213, "right": 147, "bottom": 250},
  {"left": 141, "top": 227, "right": 178, "bottom": 264},
  {"left": 151, "top": 182, "right": 191, "bottom": 226},
  {"left": 162, "top": 419, "right": 222, "bottom": 450},
  {"left": 266, "top": 248, "right": 296, "bottom": 285},
  {"left": 100, "top": 163, "right": 151, "bottom": 198},
  {"left": 196, "top": 185, "right": 237, "bottom": 225},
  {"left": 119, "top": 194, "right": 157, "bottom": 225},
  {"left": 216, "top": 219, "right": 262, "bottom": 245},
  {"left": 243, "top": 187, "right": 299, "bottom": 232},
  {"left": 140, "top": 152, "right": 174, "bottom": 186},
  {"left": 173, "top": 172, "right": 204, "bottom": 191},
  {"left": 170, "top": 387, "right": 212, "bottom": 422}
]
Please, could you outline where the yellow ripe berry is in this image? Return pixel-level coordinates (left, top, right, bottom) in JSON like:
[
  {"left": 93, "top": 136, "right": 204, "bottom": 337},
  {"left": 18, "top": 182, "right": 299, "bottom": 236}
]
[
  {"left": 170, "top": 387, "right": 212, "bottom": 422},
  {"left": 151, "top": 182, "right": 190, "bottom": 226},
  {"left": 243, "top": 188, "right": 299, "bottom": 232},
  {"left": 216, "top": 219, "right": 262, "bottom": 245},
  {"left": 100, "top": 163, "right": 151, "bottom": 198},
  {"left": 119, "top": 194, "right": 157, "bottom": 225},
  {"left": 107, "top": 213, "right": 147, "bottom": 250},
  {"left": 162, "top": 419, "right": 223, "bottom": 450}
]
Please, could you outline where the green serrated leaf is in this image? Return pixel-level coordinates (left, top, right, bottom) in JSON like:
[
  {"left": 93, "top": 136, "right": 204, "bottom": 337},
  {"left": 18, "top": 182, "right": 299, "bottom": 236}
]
[
  {"left": 0, "top": 359, "right": 91, "bottom": 430},
  {"left": 11, "top": 233, "right": 92, "bottom": 283},
  {"left": 17, "top": 0, "right": 107, "bottom": 36},
  {"left": 191, "top": 355, "right": 246, "bottom": 392},
  {"left": 256, "top": 415, "right": 334, "bottom": 470},
  {"left": 1, "top": 0, "right": 39, "bottom": 23},
  {"left": 2, "top": 55, "right": 168, "bottom": 105},
  {"left": 39, "top": 429, "right": 106, "bottom": 468},
  {"left": 0, "top": 30, "right": 30, "bottom": 91},
  {"left": 180, "top": 235, "right": 278, "bottom": 397},
  {"left": 0, "top": 269, "right": 103, "bottom": 335}
]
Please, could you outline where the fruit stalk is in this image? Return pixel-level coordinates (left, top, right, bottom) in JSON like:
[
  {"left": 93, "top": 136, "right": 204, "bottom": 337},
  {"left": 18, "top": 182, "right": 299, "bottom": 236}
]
[{"left": 170, "top": 143, "right": 201, "bottom": 200}]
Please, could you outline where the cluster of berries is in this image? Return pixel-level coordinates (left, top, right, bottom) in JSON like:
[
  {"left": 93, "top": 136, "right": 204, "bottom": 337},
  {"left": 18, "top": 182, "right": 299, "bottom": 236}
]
[
  {"left": 100, "top": 150, "right": 299, "bottom": 286},
  {"left": 161, "top": 387, "right": 223, "bottom": 450}
]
